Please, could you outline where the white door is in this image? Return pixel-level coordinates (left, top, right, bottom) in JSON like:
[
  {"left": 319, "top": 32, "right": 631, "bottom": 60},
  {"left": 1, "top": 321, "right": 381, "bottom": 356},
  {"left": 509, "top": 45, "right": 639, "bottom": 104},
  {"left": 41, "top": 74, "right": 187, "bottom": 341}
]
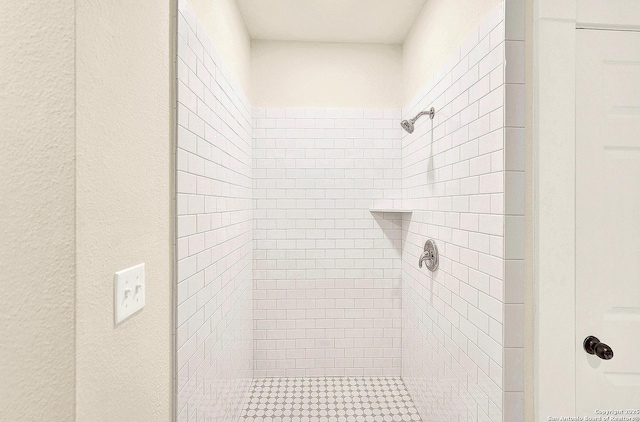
[{"left": 576, "top": 29, "right": 640, "bottom": 414}]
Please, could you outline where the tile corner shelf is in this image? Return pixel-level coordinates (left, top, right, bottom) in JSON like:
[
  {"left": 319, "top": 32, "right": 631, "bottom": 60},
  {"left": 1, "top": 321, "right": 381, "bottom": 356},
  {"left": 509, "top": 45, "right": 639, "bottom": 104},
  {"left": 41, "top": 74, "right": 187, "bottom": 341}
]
[{"left": 369, "top": 208, "right": 413, "bottom": 213}]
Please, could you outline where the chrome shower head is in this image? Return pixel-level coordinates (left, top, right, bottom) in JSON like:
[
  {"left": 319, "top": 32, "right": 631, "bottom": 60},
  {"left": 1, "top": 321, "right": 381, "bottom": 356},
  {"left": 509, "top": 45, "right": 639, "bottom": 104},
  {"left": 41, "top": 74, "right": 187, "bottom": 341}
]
[
  {"left": 401, "top": 119, "right": 414, "bottom": 133},
  {"left": 400, "top": 107, "right": 436, "bottom": 134}
]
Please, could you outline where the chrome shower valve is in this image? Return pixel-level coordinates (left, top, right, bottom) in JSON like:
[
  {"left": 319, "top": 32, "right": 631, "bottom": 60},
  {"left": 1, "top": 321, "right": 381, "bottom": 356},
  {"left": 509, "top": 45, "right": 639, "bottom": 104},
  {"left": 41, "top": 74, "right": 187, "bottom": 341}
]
[{"left": 418, "top": 239, "right": 439, "bottom": 272}]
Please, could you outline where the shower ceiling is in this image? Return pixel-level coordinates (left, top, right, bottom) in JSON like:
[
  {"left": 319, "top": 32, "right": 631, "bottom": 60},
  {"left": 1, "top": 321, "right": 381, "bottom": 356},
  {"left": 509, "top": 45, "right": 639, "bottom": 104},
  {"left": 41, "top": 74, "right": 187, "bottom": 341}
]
[{"left": 236, "top": 0, "right": 428, "bottom": 44}]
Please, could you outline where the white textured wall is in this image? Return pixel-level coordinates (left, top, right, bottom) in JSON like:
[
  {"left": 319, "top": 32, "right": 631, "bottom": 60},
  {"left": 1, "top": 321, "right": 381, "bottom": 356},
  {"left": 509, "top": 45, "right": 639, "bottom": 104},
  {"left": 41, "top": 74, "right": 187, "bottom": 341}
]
[
  {"left": 401, "top": 3, "right": 525, "bottom": 420},
  {"left": 251, "top": 41, "right": 402, "bottom": 109},
  {"left": 252, "top": 108, "right": 403, "bottom": 377},
  {"left": 75, "top": 1, "right": 173, "bottom": 420},
  {"left": 403, "top": 0, "right": 503, "bottom": 105},
  {"left": 189, "top": 0, "right": 251, "bottom": 97},
  {"left": 176, "top": 1, "right": 254, "bottom": 420},
  {"left": 0, "top": 1, "right": 76, "bottom": 420}
]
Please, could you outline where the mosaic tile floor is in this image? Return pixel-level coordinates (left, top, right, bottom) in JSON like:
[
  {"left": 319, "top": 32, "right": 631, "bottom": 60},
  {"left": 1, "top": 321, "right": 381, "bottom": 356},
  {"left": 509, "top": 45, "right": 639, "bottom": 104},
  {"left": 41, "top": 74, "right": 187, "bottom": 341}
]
[{"left": 239, "top": 377, "right": 422, "bottom": 422}]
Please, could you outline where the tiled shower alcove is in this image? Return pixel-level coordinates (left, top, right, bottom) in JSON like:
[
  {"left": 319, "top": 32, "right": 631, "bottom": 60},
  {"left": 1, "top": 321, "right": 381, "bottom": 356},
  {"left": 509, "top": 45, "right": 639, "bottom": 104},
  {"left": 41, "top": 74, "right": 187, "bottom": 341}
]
[{"left": 175, "top": 0, "right": 525, "bottom": 420}]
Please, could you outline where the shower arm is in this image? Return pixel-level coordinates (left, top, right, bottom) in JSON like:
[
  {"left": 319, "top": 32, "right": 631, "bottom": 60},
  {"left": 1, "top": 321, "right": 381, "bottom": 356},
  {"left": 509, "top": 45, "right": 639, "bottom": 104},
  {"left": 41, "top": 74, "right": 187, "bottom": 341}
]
[{"left": 410, "top": 107, "right": 435, "bottom": 123}]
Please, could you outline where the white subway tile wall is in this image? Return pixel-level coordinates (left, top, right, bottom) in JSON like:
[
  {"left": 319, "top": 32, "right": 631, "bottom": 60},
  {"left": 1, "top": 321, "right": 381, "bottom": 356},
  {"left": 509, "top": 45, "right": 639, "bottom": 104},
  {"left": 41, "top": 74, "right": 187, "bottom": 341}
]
[
  {"left": 176, "top": 1, "right": 253, "bottom": 421},
  {"left": 253, "top": 108, "right": 404, "bottom": 378},
  {"left": 400, "top": 2, "right": 523, "bottom": 421}
]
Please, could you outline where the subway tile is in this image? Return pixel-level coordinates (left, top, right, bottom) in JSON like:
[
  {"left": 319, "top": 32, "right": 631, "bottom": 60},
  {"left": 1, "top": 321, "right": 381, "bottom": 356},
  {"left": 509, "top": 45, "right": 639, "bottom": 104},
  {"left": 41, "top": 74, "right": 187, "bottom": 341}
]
[
  {"left": 505, "top": 84, "right": 525, "bottom": 127},
  {"left": 505, "top": 0, "right": 526, "bottom": 41},
  {"left": 505, "top": 41, "right": 525, "bottom": 84},
  {"left": 505, "top": 216, "right": 525, "bottom": 259},
  {"left": 504, "top": 347, "right": 525, "bottom": 391},
  {"left": 505, "top": 260, "right": 524, "bottom": 304}
]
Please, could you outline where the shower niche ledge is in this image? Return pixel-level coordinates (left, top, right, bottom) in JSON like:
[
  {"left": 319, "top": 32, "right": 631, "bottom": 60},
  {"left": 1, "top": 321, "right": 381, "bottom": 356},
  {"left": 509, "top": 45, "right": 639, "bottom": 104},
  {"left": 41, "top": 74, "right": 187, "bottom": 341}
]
[
  {"left": 369, "top": 202, "right": 413, "bottom": 214},
  {"left": 369, "top": 208, "right": 413, "bottom": 213}
]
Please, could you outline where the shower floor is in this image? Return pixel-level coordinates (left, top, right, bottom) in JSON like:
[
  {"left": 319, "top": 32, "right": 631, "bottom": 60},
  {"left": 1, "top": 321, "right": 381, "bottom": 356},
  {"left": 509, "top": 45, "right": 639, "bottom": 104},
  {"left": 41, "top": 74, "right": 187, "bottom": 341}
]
[{"left": 239, "top": 377, "right": 422, "bottom": 422}]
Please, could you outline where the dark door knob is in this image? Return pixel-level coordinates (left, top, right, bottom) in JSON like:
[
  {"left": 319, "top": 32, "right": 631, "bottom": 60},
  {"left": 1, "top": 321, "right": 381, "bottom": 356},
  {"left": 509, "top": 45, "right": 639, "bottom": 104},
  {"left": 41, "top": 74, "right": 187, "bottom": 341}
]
[{"left": 583, "top": 335, "right": 614, "bottom": 360}]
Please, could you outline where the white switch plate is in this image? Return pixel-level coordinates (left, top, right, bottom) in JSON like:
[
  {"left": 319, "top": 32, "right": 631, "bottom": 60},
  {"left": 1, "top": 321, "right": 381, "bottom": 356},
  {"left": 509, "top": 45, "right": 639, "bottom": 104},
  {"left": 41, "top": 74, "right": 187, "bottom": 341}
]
[{"left": 114, "top": 263, "right": 145, "bottom": 325}]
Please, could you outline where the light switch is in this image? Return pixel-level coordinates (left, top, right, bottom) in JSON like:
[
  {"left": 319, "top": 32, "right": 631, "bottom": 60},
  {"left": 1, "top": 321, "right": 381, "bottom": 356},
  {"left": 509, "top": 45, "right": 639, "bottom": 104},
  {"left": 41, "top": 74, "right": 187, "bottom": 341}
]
[{"left": 114, "top": 263, "right": 145, "bottom": 325}]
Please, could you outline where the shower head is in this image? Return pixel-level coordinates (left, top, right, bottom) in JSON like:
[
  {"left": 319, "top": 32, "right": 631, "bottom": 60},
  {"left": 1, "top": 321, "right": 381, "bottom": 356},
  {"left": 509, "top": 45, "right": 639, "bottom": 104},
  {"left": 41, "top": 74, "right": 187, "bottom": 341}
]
[
  {"left": 401, "top": 119, "right": 414, "bottom": 133},
  {"left": 400, "top": 107, "right": 436, "bottom": 134}
]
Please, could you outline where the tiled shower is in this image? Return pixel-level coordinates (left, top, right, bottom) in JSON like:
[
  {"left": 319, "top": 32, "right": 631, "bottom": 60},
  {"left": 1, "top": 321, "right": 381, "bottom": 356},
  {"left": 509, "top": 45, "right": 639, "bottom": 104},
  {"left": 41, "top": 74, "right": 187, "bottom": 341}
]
[{"left": 175, "top": 0, "right": 525, "bottom": 420}]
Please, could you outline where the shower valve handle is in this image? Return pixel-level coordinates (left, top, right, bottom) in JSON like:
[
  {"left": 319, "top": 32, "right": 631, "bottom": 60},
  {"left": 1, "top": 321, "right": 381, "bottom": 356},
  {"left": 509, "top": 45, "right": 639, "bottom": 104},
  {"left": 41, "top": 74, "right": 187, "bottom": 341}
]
[
  {"left": 419, "top": 251, "right": 434, "bottom": 268},
  {"left": 418, "top": 240, "right": 439, "bottom": 271}
]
